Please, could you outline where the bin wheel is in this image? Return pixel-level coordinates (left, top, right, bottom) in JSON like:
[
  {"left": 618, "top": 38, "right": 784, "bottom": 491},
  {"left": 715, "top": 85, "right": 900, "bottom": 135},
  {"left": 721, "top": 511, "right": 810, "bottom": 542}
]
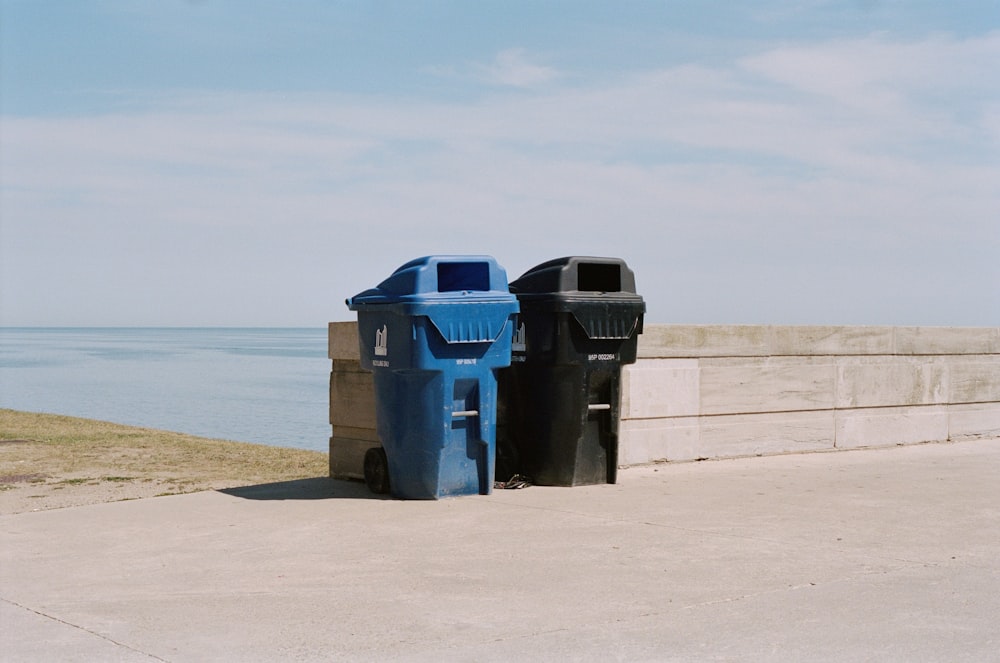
[{"left": 364, "top": 447, "right": 390, "bottom": 495}]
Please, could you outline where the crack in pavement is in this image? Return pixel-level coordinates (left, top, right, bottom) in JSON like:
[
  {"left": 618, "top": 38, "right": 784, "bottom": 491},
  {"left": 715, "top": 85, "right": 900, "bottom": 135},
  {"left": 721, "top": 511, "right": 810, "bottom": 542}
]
[{"left": 2, "top": 597, "right": 169, "bottom": 662}]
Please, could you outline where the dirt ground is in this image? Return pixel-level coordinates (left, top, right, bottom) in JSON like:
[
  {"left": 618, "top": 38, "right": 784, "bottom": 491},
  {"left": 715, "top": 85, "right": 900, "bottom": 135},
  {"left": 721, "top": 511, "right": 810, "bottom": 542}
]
[
  {"left": 0, "top": 452, "right": 262, "bottom": 514},
  {"left": 0, "top": 410, "right": 330, "bottom": 515}
]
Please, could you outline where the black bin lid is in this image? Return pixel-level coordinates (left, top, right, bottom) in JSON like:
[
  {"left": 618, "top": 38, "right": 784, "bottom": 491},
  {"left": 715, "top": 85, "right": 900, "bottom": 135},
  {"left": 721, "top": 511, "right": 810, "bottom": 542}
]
[
  {"left": 509, "top": 257, "right": 644, "bottom": 340},
  {"left": 510, "top": 256, "right": 639, "bottom": 297}
]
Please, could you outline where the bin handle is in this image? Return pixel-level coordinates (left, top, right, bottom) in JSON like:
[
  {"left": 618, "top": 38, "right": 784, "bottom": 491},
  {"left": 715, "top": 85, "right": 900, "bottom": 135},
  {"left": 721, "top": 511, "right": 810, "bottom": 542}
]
[
  {"left": 588, "top": 404, "right": 611, "bottom": 411},
  {"left": 452, "top": 410, "right": 479, "bottom": 418}
]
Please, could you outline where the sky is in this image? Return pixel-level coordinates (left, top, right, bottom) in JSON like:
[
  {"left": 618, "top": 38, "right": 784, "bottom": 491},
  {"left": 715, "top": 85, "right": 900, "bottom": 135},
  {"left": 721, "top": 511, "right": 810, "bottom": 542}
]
[{"left": 1, "top": 1, "right": 998, "bottom": 327}]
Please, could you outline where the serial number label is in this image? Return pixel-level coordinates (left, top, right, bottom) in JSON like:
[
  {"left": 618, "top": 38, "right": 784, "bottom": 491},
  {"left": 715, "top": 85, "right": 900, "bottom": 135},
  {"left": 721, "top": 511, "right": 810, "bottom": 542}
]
[
  {"left": 372, "top": 359, "right": 390, "bottom": 368},
  {"left": 457, "top": 358, "right": 477, "bottom": 365},
  {"left": 589, "top": 353, "right": 616, "bottom": 361}
]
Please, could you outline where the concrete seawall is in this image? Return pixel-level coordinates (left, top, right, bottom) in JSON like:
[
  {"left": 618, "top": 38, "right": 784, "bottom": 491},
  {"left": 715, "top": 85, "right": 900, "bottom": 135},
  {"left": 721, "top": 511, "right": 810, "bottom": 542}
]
[
  {"left": 622, "top": 325, "right": 1000, "bottom": 464},
  {"left": 328, "top": 323, "right": 1000, "bottom": 479}
]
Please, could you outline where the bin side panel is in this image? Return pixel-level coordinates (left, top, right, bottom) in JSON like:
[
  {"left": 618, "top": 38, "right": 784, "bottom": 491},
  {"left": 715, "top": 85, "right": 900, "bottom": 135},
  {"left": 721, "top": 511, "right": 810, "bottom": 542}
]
[
  {"left": 355, "top": 311, "right": 414, "bottom": 371},
  {"left": 374, "top": 369, "right": 444, "bottom": 499}
]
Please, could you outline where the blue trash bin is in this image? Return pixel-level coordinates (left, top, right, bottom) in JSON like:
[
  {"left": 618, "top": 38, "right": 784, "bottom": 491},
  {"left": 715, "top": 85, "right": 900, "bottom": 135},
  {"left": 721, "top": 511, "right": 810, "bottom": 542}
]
[{"left": 346, "top": 256, "right": 519, "bottom": 499}]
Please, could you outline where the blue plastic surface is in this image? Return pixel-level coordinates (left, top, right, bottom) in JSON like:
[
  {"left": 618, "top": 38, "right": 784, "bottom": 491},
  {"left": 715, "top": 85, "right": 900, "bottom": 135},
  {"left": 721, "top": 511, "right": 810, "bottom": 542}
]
[{"left": 346, "top": 256, "right": 519, "bottom": 499}]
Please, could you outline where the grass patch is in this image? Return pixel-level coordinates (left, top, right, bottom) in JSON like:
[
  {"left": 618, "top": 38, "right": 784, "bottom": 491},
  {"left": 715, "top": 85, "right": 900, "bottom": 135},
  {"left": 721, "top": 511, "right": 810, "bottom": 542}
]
[{"left": 0, "top": 408, "right": 328, "bottom": 492}]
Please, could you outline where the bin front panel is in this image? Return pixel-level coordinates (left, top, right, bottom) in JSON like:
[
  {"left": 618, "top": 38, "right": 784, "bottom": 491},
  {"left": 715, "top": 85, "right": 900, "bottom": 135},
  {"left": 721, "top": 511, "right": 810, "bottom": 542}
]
[
  {"left": 504, "top": 361, "right": 620, "bottom": 486},
  {"left": 422, "top": 301, "right": 519, "bottom": 344},
  {"left": 372, "top": 362, "right": 503, "bottom": 499},
  {"left": 516, "top": 308, "right": 641, "bottom": 367},
  {"left": 570, "top": 300, "right": 644, "bottom": 341},
  {"left": 355, "top": 308, "right": 517, "bottom": 372}
]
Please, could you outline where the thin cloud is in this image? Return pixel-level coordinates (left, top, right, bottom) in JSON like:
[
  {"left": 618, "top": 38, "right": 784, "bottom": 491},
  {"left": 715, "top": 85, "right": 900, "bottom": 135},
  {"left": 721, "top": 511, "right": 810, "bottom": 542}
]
[
  {"left": 478, "top": 48, "right": 560, "bottom": 87},
  {"left": 2, "top": 33, "right": 997, "bottom": 325},
  {"left": 427, "top": 48, "right": 560, "bottom": 88},
  {"left": 4, "top": 34, "right": 994, "bottom": 203}
]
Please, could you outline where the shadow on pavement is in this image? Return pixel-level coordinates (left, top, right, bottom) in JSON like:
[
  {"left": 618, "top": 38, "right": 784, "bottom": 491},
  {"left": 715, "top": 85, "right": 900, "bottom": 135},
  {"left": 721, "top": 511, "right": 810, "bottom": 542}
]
[{"left": 218, "top": 477, "right": 389, "bottom": 501}]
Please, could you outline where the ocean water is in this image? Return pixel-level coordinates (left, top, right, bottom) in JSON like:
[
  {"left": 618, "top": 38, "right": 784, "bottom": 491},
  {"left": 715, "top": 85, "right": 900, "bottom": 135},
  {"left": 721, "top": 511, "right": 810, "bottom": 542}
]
[{"left": 0, "top": 328, "right": 331, "bottom": 452}]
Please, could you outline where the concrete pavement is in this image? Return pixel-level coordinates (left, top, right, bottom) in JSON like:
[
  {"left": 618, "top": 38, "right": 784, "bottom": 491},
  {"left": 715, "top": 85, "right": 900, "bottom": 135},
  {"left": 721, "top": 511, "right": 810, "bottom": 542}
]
[{"left": 2, "top": 438, "right": 999, "bottom": 662}]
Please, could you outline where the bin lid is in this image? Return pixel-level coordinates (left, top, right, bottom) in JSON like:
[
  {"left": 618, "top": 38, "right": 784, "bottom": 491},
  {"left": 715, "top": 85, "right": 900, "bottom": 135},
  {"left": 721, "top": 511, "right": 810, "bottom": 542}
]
[
  {"left": 510, "top": 256, "right": 638, "bottom": 296},
  {"left": 346, "top": 255, "right": 519, "bottom": 343},
  {"left": 510, "top": 256, "right": 645, "bottom": 340}
]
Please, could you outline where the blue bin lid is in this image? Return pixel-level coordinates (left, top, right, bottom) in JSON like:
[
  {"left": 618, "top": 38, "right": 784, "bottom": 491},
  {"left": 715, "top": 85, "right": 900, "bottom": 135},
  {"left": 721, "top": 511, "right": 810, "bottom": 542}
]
[{"left": 346, "top": 256, "right": 519, "bottom": 343}]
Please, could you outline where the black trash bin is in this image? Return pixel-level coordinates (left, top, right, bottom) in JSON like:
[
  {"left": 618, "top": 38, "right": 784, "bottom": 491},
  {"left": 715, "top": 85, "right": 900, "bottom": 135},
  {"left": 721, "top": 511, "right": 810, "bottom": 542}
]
[{"left": 499, "top": 257, "right": 645, "bottom": 486}]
